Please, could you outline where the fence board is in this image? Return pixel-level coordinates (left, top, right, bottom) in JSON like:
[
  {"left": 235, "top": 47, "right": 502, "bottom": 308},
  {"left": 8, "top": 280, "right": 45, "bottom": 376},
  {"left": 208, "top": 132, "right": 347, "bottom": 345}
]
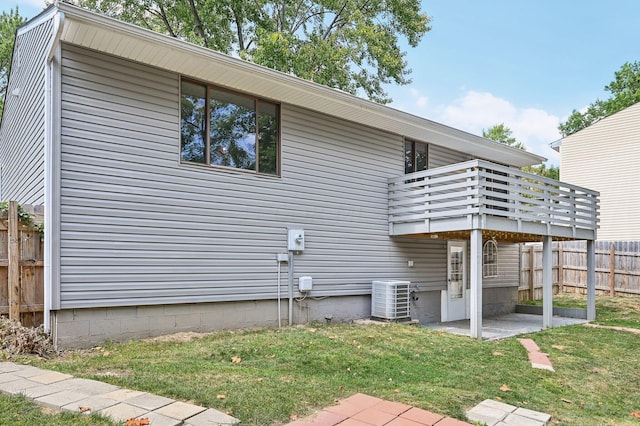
[
  {"left": 0, "top": 202, "right": 44, "bottom": 326},
  {"left": 520, "top": 240, "right": 640, "bottom": 301}
]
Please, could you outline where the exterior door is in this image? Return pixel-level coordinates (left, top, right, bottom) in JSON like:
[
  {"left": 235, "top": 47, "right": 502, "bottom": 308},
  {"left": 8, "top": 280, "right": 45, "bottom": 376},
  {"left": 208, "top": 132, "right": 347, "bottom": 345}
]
[{"left": 446, "top": 241, "right": 467, "bottom": 321}]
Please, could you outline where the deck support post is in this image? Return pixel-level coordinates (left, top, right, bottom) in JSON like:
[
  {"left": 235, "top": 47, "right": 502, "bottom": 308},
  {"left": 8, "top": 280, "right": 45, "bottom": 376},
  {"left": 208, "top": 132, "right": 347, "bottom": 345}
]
[
  {"left": 542, "top": 235, "right": 553, "bottom": 329},
  {"left": 587, "top": 239, "right": 596, "bottom": 321},
  {"left": 470, "top": 229, "right": 483, "bottom": 340}
]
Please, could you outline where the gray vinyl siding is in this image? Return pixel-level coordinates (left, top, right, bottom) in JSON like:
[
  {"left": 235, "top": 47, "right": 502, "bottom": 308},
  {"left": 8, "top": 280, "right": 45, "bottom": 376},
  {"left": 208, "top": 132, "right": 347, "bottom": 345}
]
[
  {"left": 429, "top": 144, "right": 471, "bottom": 168},
  {"left": 59, "top": 44, "right": 456, "bottom": 309},
  {"left": 482, "top": 243, "right": 520, "bottom": 288},
  {"left": 0, "top": 19, "right": 52, "bottom": 204}
]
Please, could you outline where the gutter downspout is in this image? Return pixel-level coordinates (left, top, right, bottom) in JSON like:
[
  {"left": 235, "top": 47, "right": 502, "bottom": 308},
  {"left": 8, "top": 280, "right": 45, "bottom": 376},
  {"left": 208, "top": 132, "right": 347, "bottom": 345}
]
[{"left": 44, "top": 10, "right": 65, "bottom": 333}]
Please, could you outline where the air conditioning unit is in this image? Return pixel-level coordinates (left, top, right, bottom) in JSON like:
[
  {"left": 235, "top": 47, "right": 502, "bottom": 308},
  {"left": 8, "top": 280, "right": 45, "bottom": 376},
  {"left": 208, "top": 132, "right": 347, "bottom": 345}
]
[{"left": 371, "top": 281, "right": 411, "bottom": 321}]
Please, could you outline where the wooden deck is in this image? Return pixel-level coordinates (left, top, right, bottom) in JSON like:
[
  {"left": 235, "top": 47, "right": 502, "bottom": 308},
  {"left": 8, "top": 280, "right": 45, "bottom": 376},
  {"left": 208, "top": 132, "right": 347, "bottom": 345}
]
[{"left": 388, "top": 159, "right": 599, "bottom": 243}]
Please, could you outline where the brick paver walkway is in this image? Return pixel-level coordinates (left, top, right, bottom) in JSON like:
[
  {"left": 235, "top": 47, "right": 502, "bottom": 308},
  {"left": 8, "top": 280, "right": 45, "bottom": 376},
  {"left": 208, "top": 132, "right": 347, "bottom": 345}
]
[
  {"left": 518, "top": 338, "right": 554, "bottom": 371},
  {"left": 286, "top": 393, "right": 472, "bottom": 426}
]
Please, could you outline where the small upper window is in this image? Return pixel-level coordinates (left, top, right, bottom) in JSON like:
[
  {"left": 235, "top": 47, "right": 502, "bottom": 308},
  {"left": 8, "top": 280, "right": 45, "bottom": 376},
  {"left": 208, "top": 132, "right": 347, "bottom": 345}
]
[
  {"left": 404, "top": 140, "right": 427, "bottom": 174},
  {"left": 180, "top": 80, "right": 279, "bottom": 175},
  {"left": 483, "top": 240, "right": 498, "bottom": 278}
]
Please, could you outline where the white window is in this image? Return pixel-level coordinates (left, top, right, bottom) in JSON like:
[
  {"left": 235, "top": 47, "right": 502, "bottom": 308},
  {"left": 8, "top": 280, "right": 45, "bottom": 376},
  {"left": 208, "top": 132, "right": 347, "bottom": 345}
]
[{"left": 483, "top": 240, "right": 498, "bottom": 278}]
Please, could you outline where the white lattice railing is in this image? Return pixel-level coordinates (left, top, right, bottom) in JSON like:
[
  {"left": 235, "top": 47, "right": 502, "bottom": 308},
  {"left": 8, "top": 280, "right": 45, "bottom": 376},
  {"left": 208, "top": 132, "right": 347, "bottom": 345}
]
[{"left": 388, "top": 159, "right": 599, "bottom": 234}]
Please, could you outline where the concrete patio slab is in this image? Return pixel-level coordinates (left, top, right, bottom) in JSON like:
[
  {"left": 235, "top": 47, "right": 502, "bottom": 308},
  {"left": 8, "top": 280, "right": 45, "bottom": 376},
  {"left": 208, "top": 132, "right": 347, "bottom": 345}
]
[
  {"left": 36, "top": 389, "right": 91, "bottom": 408},
  {"left": 30, "top": 371, "right": 74, "bottom": 384},
  {"left": 125, "top": 392, "right": 175, "bottom": 410},
  {"left": 425, "top": 313, "right": 587, "bottom": 340},
  {"left": 184, "top": 408, "right": 240, "bottom": 425},
  {"left": 466, "top": 400, "right": 550, "bottom": 426},
  {"left": 0, "top": 377, "right": 45, "bottom": 395},
  {"left": 155, "top": 400, "right": 207, "bottom": 420},
  {"left": 21, "top": 383, "right": 70, "bottom": 399},
  {"left": 137, "top": 411, "right": 183, "bottom": 426},
  {"left": 97, "top": 402, "right": 149, "bottom": 422},
  {"left": 61, "top": 395, "right": 120, "bottom": 413}
]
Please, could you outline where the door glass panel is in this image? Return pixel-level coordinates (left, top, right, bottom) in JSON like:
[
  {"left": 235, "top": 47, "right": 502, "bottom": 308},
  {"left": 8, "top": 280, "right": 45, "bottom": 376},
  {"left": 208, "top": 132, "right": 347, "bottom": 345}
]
[{"left": 449, "top": 247, "right": 464, "bottom": 299}]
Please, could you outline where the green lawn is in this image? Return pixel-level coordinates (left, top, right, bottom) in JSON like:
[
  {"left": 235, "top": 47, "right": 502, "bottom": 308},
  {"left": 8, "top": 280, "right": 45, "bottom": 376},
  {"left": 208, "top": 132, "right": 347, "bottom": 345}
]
[{"left": 5, "top": 295, "right": 640, "bottom": 425}]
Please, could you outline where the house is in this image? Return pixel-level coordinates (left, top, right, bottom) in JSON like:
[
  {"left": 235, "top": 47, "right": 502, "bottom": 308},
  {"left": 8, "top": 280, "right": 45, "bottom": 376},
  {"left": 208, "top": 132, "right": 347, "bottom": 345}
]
[
  {"left": 553, "top": 102, "right": 640, "bottom": 241},
  {"left": 0, "top": 4, "right": 599, "bottom": 347}
]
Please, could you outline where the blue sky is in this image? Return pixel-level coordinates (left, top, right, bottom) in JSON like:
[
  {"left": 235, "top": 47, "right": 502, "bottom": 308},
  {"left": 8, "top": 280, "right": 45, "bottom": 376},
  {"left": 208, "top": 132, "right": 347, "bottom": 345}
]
[{"left": 3, "top": 0, "right": 639, "bottom": 164}]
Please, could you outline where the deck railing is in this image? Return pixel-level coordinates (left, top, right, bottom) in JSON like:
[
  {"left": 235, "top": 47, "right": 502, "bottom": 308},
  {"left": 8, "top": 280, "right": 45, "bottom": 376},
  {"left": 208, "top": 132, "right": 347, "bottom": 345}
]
[{"left": 388, "top": 160, "right": 599, "bottom": 235}]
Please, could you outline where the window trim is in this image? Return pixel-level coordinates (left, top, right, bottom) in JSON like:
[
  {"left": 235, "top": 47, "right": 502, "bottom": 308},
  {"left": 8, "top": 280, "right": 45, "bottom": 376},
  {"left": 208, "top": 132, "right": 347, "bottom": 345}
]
[
  {"left": 179, "top": 77, "right": 281, "bottom": 176},
  {"left": 482, "top": 239, "right": 499, "bottom": 278},
  {"left": 404, "top": 139, "right": 428, "bottom": 174}
]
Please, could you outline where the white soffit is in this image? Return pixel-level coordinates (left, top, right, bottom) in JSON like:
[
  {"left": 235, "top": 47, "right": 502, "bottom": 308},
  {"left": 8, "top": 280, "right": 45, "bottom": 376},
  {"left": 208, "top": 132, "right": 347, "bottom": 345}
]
[{"left": 54, "top": 3, "right": 545, "bottom": 167}]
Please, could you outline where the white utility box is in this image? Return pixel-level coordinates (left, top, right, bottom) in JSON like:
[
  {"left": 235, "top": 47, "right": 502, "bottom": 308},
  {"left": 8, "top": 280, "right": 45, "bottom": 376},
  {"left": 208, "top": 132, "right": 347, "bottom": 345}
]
[
  {"left": 371, "top": 280, "right": 411, "bottom": 321},
  {"left": 299, "top": 276, "right": 313, "bottom": 292},
  {"left": 288, "top": 229, "right": 305, "bottom": 251}
]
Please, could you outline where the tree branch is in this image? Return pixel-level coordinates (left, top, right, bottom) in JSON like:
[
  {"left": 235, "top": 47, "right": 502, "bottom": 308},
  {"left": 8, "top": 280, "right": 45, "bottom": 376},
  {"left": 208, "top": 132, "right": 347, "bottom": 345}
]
[
  {"left": 230, "top": 6, "right": 245, "bottom": 51},
  {"left": 322, "top": 1, "right": 348, "bottom": 40},
  {"left": 150, "top": 4, "right": 177, "bottom": 38},
  {"left": 187, "top": 0, "right": 209, "bottom": 48}
]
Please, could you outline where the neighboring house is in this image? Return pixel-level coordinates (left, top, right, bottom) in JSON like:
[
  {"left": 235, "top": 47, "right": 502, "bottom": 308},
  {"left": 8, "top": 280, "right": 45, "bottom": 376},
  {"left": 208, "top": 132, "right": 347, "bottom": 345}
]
[
  {"left": 553, "top": 102, "right": 640, "bottom": 241},
  {"left": 0, "top": 4, "right": 599, "bottom": 347}
]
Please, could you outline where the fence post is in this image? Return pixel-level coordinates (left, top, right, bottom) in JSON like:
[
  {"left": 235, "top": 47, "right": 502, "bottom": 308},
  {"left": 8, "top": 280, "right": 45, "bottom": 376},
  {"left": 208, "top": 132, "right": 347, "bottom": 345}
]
[
  {"left": 609, "top": 243, "right": 615, "bottom": 296},
  {"left": 529, "top": 246, "right": 535, "bottom": 299},
  {"left": 8, "top": 201, "right": 20, "bottom": 322},
  {"left": 558, "top": 242, "right": 564, "bottom": 293}
]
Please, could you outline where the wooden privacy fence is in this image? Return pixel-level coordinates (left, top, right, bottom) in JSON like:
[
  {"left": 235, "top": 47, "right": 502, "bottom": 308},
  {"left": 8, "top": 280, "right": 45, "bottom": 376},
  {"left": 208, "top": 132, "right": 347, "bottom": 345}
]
[
  {"left": 0, "top": 201, "right": 44, "bottom": 327},
  {"left": 520, "top": 241, "right": 640, "bottom": 301}
]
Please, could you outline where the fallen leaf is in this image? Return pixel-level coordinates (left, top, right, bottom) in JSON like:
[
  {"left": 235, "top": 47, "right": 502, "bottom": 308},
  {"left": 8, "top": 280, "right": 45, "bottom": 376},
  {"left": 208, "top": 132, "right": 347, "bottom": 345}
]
[
  {"left": 338, "top": 386, "right": 344, "bottom": 390},
  {"left": 231, "top": 356, "right": 242, "bottom": 363},
  {"left": 631, "top": 412, "right": 640, "bottom": 419},
  {"left": 267, "top": 354, "right": 276, "bottom": 359},
  {"left": 290, "top": 414, "right": 298, "bottom": 421},
  {"left": 492, "top": 351, "right": 504, "bottom": 356},
  {"left": 78, "top": 406, "right": 91, "bottom": 413},
  {"left": 103, "top": 351, "right": 110, "bottom": 357},
  {"left": 257, "top": 378, "right": 264, "bottom": 382},
  {"left": 562, "top": 398, "right": 572, "bottom": 404},
  {"left": 226, "top": 410, "right": 233, "bottom": 416},
  {"left": 393, "top": 389, "right": 400, "bottom": 393},
  {"left": 216, "top": 394, "right": 226, "bottom": 400},
  {"left": 500, "top": 384, "right": 511, "bottom": 392},
  {"left": 552, "top": 345, "right": 566, "bottom": 350},
  {"left": 124, "top": 418, "right": 149, "bottom": 426},
  {"left": 308, "top": 328, "right": 317, "bottom": 332},
  {"left": 495, "top": 396, "right": 503, "bottom": 401}
]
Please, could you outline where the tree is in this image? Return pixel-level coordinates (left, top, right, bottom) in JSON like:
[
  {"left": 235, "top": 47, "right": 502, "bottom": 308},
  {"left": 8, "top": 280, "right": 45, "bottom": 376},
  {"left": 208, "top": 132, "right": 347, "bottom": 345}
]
[
  {"left": 68, "top": 0, "right": 431, "bottom": 103},
  {"left": 483, "top": 123, "right": 559, "bottom": 180},
  {"left": 0, "top": 8, "right": 26, "bottom": 116},
  {"left": 558, "top": 61, "right": 640, "bottom": 137},
  {"left": 482, "top": 123, "right": 526, "bottom": 150}
]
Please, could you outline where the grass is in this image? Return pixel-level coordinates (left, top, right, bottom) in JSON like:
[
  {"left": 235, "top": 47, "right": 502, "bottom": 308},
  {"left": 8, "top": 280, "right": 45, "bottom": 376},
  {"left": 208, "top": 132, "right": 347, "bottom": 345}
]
[
  {"left": 5, "top": 295, "right": 640, "bottom": 425},
  {"left": 0, "top": 393, "right": 117, "bottom": 425},
  {"left": 524, "top": 293, "right": 640, "bottom": 328}
]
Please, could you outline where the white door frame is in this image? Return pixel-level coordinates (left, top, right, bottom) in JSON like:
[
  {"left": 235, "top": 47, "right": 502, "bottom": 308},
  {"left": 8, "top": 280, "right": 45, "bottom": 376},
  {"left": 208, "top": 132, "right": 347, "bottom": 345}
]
[{"left": 441, "top": 240, "right": 468, "bottom": 322}]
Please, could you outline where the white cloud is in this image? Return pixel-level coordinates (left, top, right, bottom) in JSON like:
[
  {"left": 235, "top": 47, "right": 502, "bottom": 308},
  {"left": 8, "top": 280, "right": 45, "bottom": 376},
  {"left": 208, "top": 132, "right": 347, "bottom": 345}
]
[
  {"left": 410, "top": 88, "right": 428, "bottom": 109},
  {"left": 435, "top": 91, "right": 561, "bottom": 164}
]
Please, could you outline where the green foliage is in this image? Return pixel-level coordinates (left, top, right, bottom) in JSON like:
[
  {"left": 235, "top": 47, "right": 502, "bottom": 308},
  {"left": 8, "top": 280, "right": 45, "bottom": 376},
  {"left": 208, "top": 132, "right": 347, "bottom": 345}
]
[
  {"left": 483, "top": 123, "right": 558, "bottom": 180},
  {"left": 0, "top": 8, "right": 26, "bottom": 116},
  {"left": 0, "top": 201, "right": 44, "bottom": 233},
  {"left": 482, "top": 123, "right": 526, "bottom": 150},
  {"left": 558, "top": 61, "right": 640, "bottom": 137},
  {"left": 69, "top": 0, "right": 431, "bottom": 103}
]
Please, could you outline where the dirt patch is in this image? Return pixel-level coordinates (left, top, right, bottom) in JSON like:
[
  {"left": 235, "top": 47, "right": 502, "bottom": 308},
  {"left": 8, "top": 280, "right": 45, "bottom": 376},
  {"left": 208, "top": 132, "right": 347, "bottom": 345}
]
[{"left": 142, "top": 331, "right": 211, "bottom": 343}]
